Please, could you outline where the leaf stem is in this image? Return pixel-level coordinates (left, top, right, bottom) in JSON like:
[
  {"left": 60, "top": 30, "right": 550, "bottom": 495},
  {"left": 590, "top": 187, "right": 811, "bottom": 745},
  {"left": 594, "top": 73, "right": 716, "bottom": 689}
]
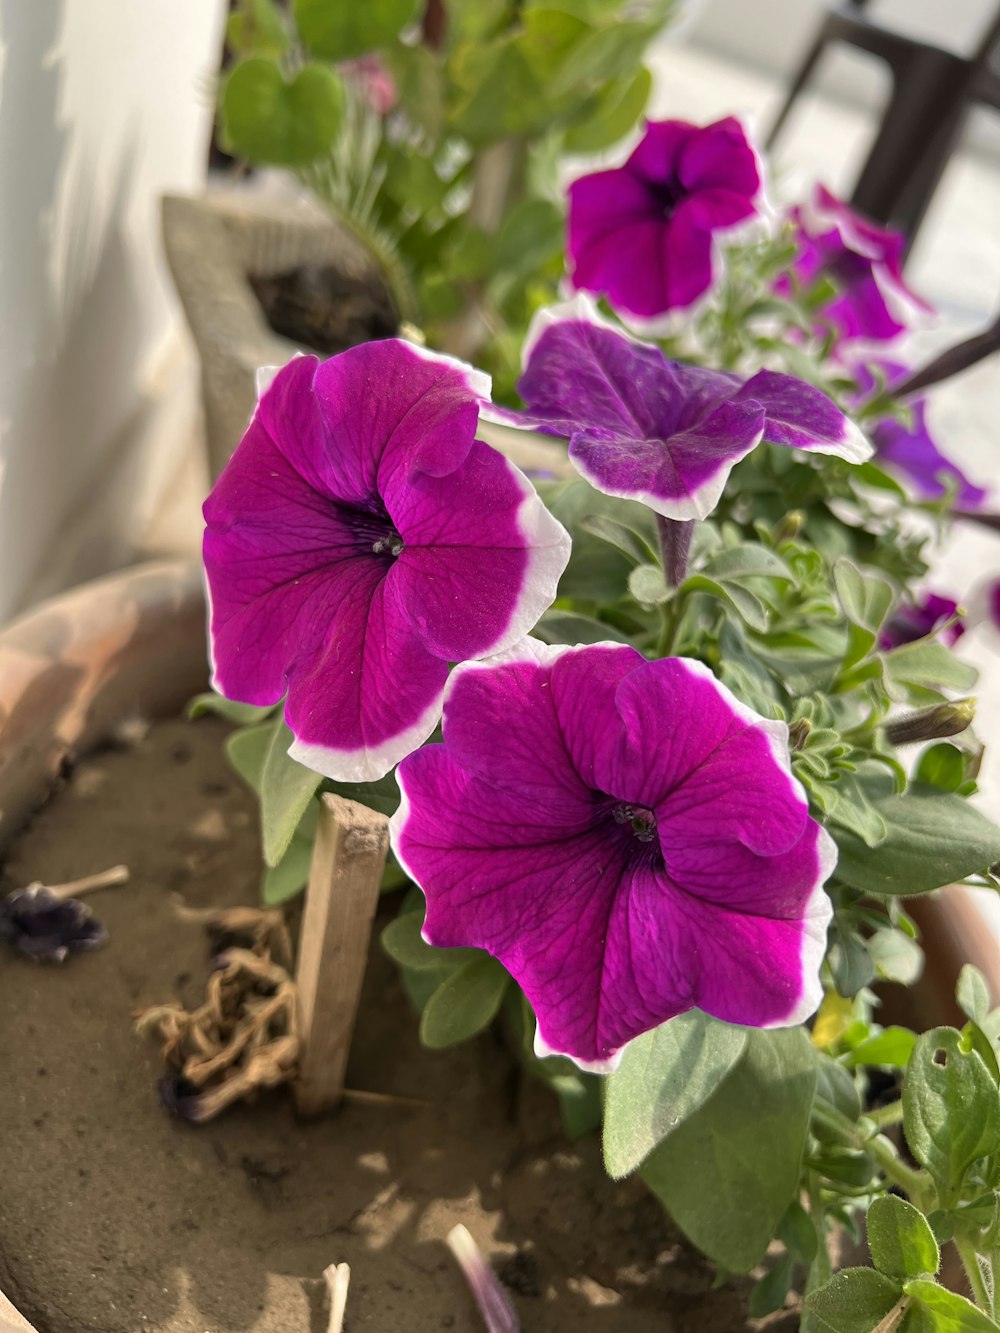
[
  {"left": 866, "top": 1099, "right": 904, "bottom": 1130},
  {"left": 954, "top": 1235, "right": 995, "bottom": 1315}
]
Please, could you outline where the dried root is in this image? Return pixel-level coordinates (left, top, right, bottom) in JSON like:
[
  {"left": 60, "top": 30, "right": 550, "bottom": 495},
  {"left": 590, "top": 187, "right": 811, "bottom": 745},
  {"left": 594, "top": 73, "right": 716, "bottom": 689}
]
[{"left": 137, "top": 905, "right": 300, "bottom": 1123}]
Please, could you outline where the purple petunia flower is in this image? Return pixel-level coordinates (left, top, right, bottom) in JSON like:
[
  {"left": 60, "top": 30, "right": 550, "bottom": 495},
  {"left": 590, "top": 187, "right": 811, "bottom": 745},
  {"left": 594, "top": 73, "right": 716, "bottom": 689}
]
[
  {"left": 483, "top": 297, "right": 871, "bottom": 521},
  {"left": 783, "top": 185, "right": 932, "bottom": 345},
  {"left": 567, "top": 116, "right": 764, "bottom": 321},
  {"left": 850, "top": 360, "right": 987, "bottom": 508},
  {"left": 879, "top": 593, "right": 965, "bottom": 650},
  {"left": 0, "top": 887, "right": 108, "bottom": 963},
  {"left": 391, "top": 640, "right": 835, "bottom": 1071},
  {"left": 203, "top": 340, "right": 571, "bottom": 782}
]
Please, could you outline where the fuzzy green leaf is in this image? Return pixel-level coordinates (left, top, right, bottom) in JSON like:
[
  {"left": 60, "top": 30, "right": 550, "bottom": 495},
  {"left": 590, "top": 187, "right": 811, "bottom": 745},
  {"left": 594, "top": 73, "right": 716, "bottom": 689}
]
[
  {"left": 419, "top": 956, "right": 510, "bottom": 1048},
  {"left": 804, "top": 1268, "right": 902, "bottom": 1333},
  {"left": 832, "top": 786, "right": 1000, "bottom": 896},
  {"left": 903, "top": 1028, "right": 1000, "bottom": 1196},
  {"left": 867, "top": 1195, "right": 940, "bottom": 1281},
  {"left": 640, "top": 1026, "right": 816, "bottom": 1270},
  {"left": 603, "top": 1010, "right": 748, "bottom": 1178}
]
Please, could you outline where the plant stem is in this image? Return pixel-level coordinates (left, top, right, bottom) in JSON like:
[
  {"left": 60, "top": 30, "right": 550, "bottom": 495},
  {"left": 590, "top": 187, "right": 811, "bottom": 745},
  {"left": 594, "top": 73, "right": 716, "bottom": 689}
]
[
  {"left": 866, "top": 1099, "right": 904, "bottom": 1130},
  {"left": 45, "top": 865, "right": 130, "bottom": 901},
  {"left": 955, "top": 1236, "right": 995, "bottom": 1315},
  {"left": 656, "top": 515, "right": 694, "bottom": 587},
  {"left": 869, "top": 1135, "right": 932, "bottom": 1208}
]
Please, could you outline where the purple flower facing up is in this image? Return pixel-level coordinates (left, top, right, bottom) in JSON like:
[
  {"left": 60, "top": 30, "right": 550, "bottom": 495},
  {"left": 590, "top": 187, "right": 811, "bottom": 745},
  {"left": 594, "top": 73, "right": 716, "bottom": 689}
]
[
  {"left": 851, "top": 361, "right": 988, "bottom": 508},
  {"left": 204, "top": 340, "right": 571, "bottom": 782},
  {"left": 567, "top": 116, "right": 764, "bottom": 321},
  {"left": 484, "top": 297, "right": 871, "bottom": 521},
  {"left": 784, "top": 185, "right": 932, "bottom": 344},
  {"left": 391, "top": 641, "right": 835, "bottom": 1071},
  {"left": 879, "top": 593, "right": 965, "bottom": 651},
  {"left": 0, "top": 887, "right": 108, "bottom": 963}
]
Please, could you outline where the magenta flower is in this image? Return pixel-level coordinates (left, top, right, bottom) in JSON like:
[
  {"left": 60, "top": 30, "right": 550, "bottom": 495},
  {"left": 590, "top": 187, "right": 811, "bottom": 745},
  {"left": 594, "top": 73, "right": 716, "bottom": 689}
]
[
  {"left": 391, "top": 641, "right": 835, "bottom": 1071},
  {"left": 879, "top": 593, "right": 965, "bottom": 650},
  {"left": 783, "top": 185, "right": 932, "bottom": 344},
  {"left": 850, "top": 361, "right": 987, "bottom": 507},
  {"left": 567, "top": 116, "right": 764, "bottom": 321},
  {"left": 341, "top": 54, "right": 398, "bottom": 116},
  {"left": 203, "top": 340, "right": 571, "bottom": 782},
  {"left": 484, "top": 297, "right": 870, "bottom": 521}
]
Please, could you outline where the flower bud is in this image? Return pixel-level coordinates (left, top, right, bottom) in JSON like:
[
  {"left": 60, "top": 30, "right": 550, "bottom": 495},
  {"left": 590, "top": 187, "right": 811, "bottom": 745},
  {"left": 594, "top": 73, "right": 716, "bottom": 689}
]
[{"left": 884, "top": 698, "right": 975, "bottom": 745}]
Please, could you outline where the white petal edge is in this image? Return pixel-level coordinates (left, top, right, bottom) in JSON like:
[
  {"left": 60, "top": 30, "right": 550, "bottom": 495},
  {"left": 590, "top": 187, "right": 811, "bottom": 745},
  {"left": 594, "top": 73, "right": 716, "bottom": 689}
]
[
  {"left": 568, "top": 430, "right": 762, "bottom": 521},
  {"left": 795, "top": 415, "right": 874, "bottom": 465},
  {"left": 775, "top": 824, "right": 837, "bottom": 1028},
  {"left": 399, "top": 337, "right": 493, "bottom": 406},
  {"left": 288, "top": 681, "right": 448, "bottom": 784}
]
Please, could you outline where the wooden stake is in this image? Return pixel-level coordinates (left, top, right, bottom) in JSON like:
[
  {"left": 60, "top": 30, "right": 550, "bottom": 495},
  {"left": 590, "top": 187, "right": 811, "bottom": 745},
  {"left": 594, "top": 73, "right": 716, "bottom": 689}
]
[{"left": 294, "top": 793, "right": 389, "bottom": 1116}]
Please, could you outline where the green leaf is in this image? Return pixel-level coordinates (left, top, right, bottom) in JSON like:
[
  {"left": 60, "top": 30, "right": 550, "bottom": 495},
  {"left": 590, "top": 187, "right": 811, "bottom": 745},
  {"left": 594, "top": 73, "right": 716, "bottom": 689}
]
[
  {"left": 867, "top": 1195, "right": 940, "bottom": 1281},
  {"left": 381, "top": 909, "right": 480, "bottom": 973},
  {"left": 885, "top": 640, "right": 978, "bottom": 694},
  {"left": 640, "top": 1026, "right": 816, "bottom": 1270},
  {"left": 259, "top": 720, "right": 323, "bottom": 867},
  {"left": 916, "top": 744, "right": 967, "bottom": 793},
  {"left": 225, "top": 721, "right": 273, "bottom": 793},
  {"left": 843, "top": 1026, "right": 917, "bottom": 1069},
  {"left": 226, "top": 0, "right": 289, "bottom": 56},
  {"left": 832, "top": 786, "right": 1000, "bottom": 896},
  {"left": 563, "top": 64, "right": 651, "bottom": 152},
  {"left": 902, "top": 1028, "right": 1000, "bottom": 1196},
  {"left": 778, "top": 1198, "right": 818, "bottom": 1263},
  {"left": 629, "top": 562, "right": 669, "bottom": 604},
  {"left": 957, "top": 966, "right": 991, "bottom": 1027},
  {"left": 834, "top": 557, "right": 893, "bottom": 632},
  {"left": 682, "top": 572, "right": 768, "bottom": 631},
  {"left": 603, "top": 1010, "right": 748, "bottom": 1178},
  {"left": 703, "top": 545, "right": 794, "bottom": 583},
  {"left": 804, "top": 1267, "right": 902, "bottom": 1332},
  {"left": 189, "top": 692, "right": 276, "bottom": 725},
  {"left": 579, "top": 513, "right": 654, "bottom": 564},
  {"left": 867, "top": 930, "right": 925, "bottom": 986},
  {"left": 533, "top": 611, "right": 632, "bottom": 646},
  {"left": 293, "top": 0, "right": 422, "bottom": 60},
  {"left": 748, "top": 1252, "right": 794, "bottom": 1318},
  {"left": 262, "top": 834, "right": 312, "bottom": 905},
  {"left": 221, "top": 59, "right": 344, "bottom": 166},
  {"left": 419, "top": 957, "right": 510, "bottom": 1048},
  {"left": 903, "top": 1278, "right": 1000, "bottom": 1331},
  {"left": 383, "top": 42, "right": 444, "bottom": 138},
  {"left": 324, "top": 773, "right": 400, "bottom": 818},
  {"left": 493, "top": 198, "right": 564, "bottom": 287}
]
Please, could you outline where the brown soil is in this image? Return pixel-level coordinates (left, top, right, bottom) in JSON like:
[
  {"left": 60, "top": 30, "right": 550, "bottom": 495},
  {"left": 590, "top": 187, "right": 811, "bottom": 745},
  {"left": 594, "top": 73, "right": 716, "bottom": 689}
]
[
  {"left": 249, "top": 265, "right": 398, "bottom": 357},
  {"left": 0, "top": 715, "right": 799, "bottom": 1333}
]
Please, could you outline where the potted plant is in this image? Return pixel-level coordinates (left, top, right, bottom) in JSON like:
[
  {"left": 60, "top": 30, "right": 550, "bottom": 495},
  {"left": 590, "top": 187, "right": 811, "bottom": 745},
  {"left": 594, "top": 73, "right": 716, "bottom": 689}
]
[{"left": 3, "top": 5, "right": 1000, "bottom": 1331}]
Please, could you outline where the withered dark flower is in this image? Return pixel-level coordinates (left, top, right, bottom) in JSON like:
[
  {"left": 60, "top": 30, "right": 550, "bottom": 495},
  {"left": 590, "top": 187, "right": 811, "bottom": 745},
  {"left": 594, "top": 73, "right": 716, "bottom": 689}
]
[
  {"left": 158, "top": 1075, "right": 211, "bottom": 1124},
  {"left": 0, "top": 886, "right": 108, "bottom": 963}
]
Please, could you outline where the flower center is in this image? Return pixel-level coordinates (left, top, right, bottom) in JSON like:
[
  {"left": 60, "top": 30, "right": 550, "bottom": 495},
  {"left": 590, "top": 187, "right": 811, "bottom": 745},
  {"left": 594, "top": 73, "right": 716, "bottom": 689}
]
[
  {"left": 649, "top": 176, "right": 684, "bottom": 220},
  {"left": 611, "top": 801, "right": 657, "bottom": 842},
  {"left": 334, "top": 500, "right": 404, "bottom": 561}
]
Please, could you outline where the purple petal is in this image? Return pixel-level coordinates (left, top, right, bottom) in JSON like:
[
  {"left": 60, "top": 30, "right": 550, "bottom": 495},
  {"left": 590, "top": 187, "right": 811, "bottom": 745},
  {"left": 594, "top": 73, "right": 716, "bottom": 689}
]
[
  {"left": 658, "top": 197, "right": 717, "bottom": 312},
  {"left": 736, "top": 368, "right": 871, "bottom": 461},
  {"left": 392, "top": 644, "right": 834, "bottom": 1070},
  {"left": 880, "top": 593, "right": 964, "bottom": 650},
  {"left": 625, "top": 118, "right": 699, "bottom": 186},
  {"left": 677, "top": 116, "right": 761, "bottom": 198},
  {"left": 204, "top": 340, "right": 569, "bottom": 781},
  {"left": 873, "top": 402, "right": 988, "bottom": 506},
  {"left": 569, "top": 397, "right": 765, "bottom": 520}
]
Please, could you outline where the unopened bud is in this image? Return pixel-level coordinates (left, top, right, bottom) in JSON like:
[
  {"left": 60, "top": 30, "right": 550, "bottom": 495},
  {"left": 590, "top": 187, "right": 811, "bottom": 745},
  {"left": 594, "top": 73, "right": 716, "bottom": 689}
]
[
  {"left": 788, "top": 717, "right": 811, "bottom": 749},
  {"left": 884, "top": 698, "right": 976, "bottom": 746},
  {"left": 774, "top": 511, "right": 805, "bottom": 543}
]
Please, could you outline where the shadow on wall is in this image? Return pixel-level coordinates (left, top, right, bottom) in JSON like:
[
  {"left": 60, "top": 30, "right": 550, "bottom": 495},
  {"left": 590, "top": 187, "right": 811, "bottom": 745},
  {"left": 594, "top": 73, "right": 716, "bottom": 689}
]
[{"left": 0, "top": 0, "right": 151, "bottom": 623}]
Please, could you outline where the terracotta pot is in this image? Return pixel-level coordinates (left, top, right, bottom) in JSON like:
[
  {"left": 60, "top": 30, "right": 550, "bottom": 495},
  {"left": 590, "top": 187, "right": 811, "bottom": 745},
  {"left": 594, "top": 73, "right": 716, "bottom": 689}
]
[{"left": 0, "top": 560, "right": 997, "bottom": 1328}]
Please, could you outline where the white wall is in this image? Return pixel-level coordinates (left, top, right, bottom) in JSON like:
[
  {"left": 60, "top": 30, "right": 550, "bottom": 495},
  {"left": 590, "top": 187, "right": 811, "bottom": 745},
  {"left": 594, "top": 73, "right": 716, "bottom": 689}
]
[{"left": 0, "top": 0, "right": 226, "bottom": 620}]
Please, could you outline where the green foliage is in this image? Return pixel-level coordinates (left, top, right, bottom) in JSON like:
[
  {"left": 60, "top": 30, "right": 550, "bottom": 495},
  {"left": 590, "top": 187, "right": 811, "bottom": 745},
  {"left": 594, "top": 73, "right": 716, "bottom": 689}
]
[
  {"left": 867, "top": 1195, "right": 940, "bottom": 1281},
  {"left": 221, "top": 59, "right": 345, "bottom": 166},
  {"left": 603, "top": 1011, "right": 748, "bottom": 1178},
  {"left": 294, "top": 0, "right": 422, "bottom": 61},
  {"left": 639, "top": 1027, "right": 817, "bottom": 1270}
]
